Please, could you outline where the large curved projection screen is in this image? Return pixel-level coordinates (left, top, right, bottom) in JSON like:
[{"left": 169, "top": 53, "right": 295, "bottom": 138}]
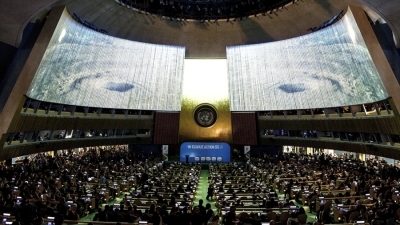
[
  {"left": 227, "top": 9, "right": 388, "bottom": 111},
  {"left": 27, "top": 10, "right": 185, "bottom": 111}
]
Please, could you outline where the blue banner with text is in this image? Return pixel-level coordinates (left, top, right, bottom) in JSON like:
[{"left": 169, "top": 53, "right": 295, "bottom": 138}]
[{"left": 180, "top": 142, "right": 230, "bottom": 163}]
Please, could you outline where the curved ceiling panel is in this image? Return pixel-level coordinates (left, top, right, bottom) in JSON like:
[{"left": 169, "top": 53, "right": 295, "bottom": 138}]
[{"left": 1, "top": 0, "right": 367, "bottom": 57}]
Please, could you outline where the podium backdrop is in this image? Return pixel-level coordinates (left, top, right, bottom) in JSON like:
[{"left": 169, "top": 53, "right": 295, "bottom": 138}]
[{"left": 180, "top": 142, "right": 230, "bottom": 163}]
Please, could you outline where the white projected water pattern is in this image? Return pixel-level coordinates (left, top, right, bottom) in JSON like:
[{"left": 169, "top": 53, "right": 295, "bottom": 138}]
[
  {"left": 227, "top": 9, "right": 388, "bottom": 111},
  {"left": 27, "top": 9, "right": 185, "bottom": 111}
]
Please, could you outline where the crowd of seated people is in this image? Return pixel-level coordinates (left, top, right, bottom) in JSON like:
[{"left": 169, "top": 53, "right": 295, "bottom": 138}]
[
  {"left": 5, "top": 146, "right": 400, "bottom": 225},
  {"left": 246, "top": 152, "right": 400, "bottom": 224},
  {"left": 208, "top": 163, "right": 307, "bottom": 224},
  {"left": 92, "top": 200, "right": 219, "bottom": 224},
  {"left": 89, "top": 161, "right": 202, "bottom": 223},
  {"left": 0, "top": 146, "right": 169, "bottom": 224}
]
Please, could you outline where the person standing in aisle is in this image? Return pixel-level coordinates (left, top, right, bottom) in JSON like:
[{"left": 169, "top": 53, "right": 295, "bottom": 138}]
[{"left": 206, "top": 185, "right": 214, "bottom": 200}]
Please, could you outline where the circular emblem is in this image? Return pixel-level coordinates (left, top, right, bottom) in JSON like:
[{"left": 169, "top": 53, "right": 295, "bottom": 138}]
[{"left": 194, "top": 104, "right": 218, "bottom": 127}]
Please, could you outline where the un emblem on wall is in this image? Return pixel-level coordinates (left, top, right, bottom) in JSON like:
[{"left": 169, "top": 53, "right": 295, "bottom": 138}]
[{"left": 194, "top": 104, "right": 218, "bottom": 127}]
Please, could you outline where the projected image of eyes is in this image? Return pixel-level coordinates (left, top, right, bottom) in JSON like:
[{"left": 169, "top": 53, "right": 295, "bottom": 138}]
[
  {"left": 227, "top": 10, "right": 388, "bottom": 111},
  {"left": 29, "top": 43, "right": 150, "bottom": 108},
  {"left": 65, "top": 70, "right": 144, "bottom": 95},
  {"left": 27, "top": 11, "right": 185, "bottom": 110}
]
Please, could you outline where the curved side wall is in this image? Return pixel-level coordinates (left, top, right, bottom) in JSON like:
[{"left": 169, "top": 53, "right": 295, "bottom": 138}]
[
  {"left": 0, "top": 6, "right": 65, "bottom": 139},
  {"left": 358, "top": 0, "right": 400, "bottom": 48},
  {"left": 350, "top": 5, "right": 400, "bottom": 115}
]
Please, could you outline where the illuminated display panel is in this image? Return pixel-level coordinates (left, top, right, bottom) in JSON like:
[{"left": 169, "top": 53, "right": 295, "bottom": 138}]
[
  {"left": 227, "top": 10, "right": 388, "bottom": 111},
  {"left": 27, "top": 10, "right": 185, "bottom": 111}
]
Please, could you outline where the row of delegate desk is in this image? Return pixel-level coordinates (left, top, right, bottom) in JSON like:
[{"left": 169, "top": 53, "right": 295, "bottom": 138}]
[
  {"left": 4, "top": 162, "right": 201, "bottom": 224},
  {"left": 208, "top": 161, "right": 385, "bottom": 224},
  {"left": 209, "top": 164, "right": 305, "bottom": 224}
]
